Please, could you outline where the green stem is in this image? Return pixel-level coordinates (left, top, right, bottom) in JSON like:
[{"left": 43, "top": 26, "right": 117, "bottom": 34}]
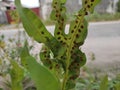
[
  {"left": 62, "top": 48, "right": 71, "bottom": 90},
  {"left": 62, "top": 69, "right": 69, "bottom": 90}
]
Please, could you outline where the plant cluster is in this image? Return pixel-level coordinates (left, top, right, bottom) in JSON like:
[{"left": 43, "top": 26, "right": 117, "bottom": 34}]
[
  {"left": 0, "top": 34, "right": 23, "bottom": 90},
  {"left": 0, "top": 34, "right": 37, "bottom": 90},
  {"left": 2, "top": 0, "right": 120, "bottom": 90},
  {"left": 15, "top": 0, "right": 101, "bottom": 90},
  {"left": 76, "top": 68, "right": 120, "bottom": 90}
]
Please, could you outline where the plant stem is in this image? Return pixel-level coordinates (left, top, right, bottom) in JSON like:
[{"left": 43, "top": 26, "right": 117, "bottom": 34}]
[
  {"left": 62, "top": 69, "right": 69, "bottom": 90},
  {"left": 62, "top": 48, "right": 71, "bottom": 90}
]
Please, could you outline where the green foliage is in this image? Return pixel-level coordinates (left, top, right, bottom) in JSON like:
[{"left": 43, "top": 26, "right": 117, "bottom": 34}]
[
  {"left": 44, "top": 12, "right": 120, "bottom": 25},
  {"left": 20, "top": 43, "right": 60, "bottom": 90},
  {"left": 9, "top": 60, "right": 24, "bottom": 90},
  {"left": 115, "top": 83, "right": 120, "bottom": 90},
  {"left": 15, "top": 0, "right": 100, "bottom": 90},
  {"left": 25, "top": 56, "right": 60, "bottom": 90},
  {"left": 76, "top": 74, "right": 120, "bottom": 90},
  {"left": 86, "top": 12, "right": 120, "bottom": 22},
  {"left": 117, "top": 0, "right": 120, "bottom": 12},
  {"left": 75, "top": 67, "right": 120, "bottom": 90},
  {"left": 0, "top": 35, "right": 24, "bottom": 90},
  {"left": 99, "top": 75, "right": 108, "bottom": 90},
  {"left": 0, "top": 34, "right": 35, "bottom": 90}
]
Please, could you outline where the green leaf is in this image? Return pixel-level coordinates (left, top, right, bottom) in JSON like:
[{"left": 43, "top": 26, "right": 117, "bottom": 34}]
[
  {"left": 20, "top": 42, "right": 60, "bottom": 90},
  {"left": 20, "top": 41, "right": 30, "bottom": 66},
  {"left": 51, "top": 0, "right": 67, "bottom": 43},
  {"left": 0, "top": 88, "right": 3, "bottom": 90},
  {"left": 25, "top": 56, "right": 61, "bottom": 90},
  {"left": 40, "top": 45, "right": 53, "bottom": 69},
  {"left": 50, "top": 10, "right": 56, "bottom": 20},
  {"left": 99, "top": 75, "right": 108, "bottom": 90},
  {"left": 15, "top": 0, "right": 54, "bottom": 44},
  {"left": 82, "top": 0, "right": 101, "bottom": 13},
  {"left": 10, "top": 60, "right": 24, "bottom": 90},
  {"left": 15, "top": 0, "right": 65, "bottom": 57},
  {"left": 61, "top": 0, "right": 67, "bottom": 4},
  {"left": 115, "top": 83, "right": 120, "bottom": 90}
]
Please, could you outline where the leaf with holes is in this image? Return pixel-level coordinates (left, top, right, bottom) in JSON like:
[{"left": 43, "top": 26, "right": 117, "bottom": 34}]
[
  {"left": 82, "top": 0, "right": 101, "bottom": 13},
  {"left": 15, "top": 0, "right": 101, "bottom": 90},
  {"left": 20, "top": 43, "right": 60, "bottom": 90},
  {"left": 15, "top": 0, "right": 65, "bottom": 58},
  {"left": 51, "top": 0, "right": 67, "bottom": 43}
]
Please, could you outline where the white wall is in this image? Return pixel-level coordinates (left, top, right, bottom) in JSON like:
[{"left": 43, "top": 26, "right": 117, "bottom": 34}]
[
  {"left": 106, "top": 0, "right": 119, "bottom": 13},
  {"left": 21, "top": 0, "right": 40, "bottom": 8},
  {"left": 7, "top": 0, "right": 40, "bottom": 8}
]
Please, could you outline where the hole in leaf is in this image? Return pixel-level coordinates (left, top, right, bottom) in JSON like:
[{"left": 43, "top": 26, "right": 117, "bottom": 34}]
[
  {"left": 56, "top": 10, "right": 59, "bottom": 13},
  {"left": 56, "top": 14, "right": 58, "bottom": 17},
  {"left": 61, "top": 18, "right": 64, "bottom": 22},
  {"left": 76, "top": 34, "right": 79, "bottom": 38},
  {"left": 91, "top": 0, "right": 94, "bottom": 2},
  {"left": 64, "top": 38, "right": 67, "bottom": 40},
  {"left": 81, "top": 25, "right": 84, "bottom": 29},
  {"left": 87, "top": 5, "right": 90, "bottom": 8},
  {"left": 60, "top": 41, "right": 63, "bottom": 43},
  {"left": 53, "top": 6, "right": 56, "bottom": 8},
  {"left": 74, "top": 25, "right": 77, "bottom": 29},
  {"left": 55, "top": 2, "right": 57, "bottom": 4},
  {"left": 58, "top": 37, "right": 61, "bottom": 40},
  {"left": 76, "top": 20, "right": 78, "bottom": 23},
  {"left": 85, "top": 12, "right": 88, "bottom": 15},
  {"left": 41, "top": 31, "right": 44, "bottom": 34},
  {"left": 78, "top": 29, "right": 81, "bottom": 32},
  {"left": 85, "top": 1, "right": 87, "bottom": 4},
  {"left": 60, "top": 8, "right": 62, "bottom": 11},
  {"left": 71, "top": 30, "right": 74, "bottom": 33},
  {"left": 57, "top": 32, "right": 60, "bottom": 35},
  {"left": 59, "top": 27, "right": 62, "bottom": 30},
  {"left": 49, "top": 66, "right": 52, "bottom": 69}
]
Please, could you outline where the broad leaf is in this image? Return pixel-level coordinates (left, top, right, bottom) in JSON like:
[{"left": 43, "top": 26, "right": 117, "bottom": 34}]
[
  {"left": 15, "top": 0, "right": 65, "bottom": 57},
  {"left": 25, "top": 56, "right": 61, "bottom": 90},
  {"left": 15, "top": 0, "right": 54, "bottom": 44},
  {"left": 20, "top": 43, "right": 60, "bottom": 90}
]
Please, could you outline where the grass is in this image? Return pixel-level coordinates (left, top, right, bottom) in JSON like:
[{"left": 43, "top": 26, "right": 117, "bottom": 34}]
[
  {"left": 86, "top": 12, "right": 120, "bottom": 22},
  {"left": 43, "top": 12, "right": 120, "bottom": 25},
  {"left": 1, "top": 12, "right": 120, "bottom": 29}
]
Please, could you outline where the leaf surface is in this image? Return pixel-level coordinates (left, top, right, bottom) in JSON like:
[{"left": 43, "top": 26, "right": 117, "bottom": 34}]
[
  {"left": 20, "top": 43, "right": 60, "bottom": 90},
  {"left": 25, "top": 56, "right": 61, "bottom": 90},
  {"left": 15, "top": 0, "right": 54, "bottom": 44}
]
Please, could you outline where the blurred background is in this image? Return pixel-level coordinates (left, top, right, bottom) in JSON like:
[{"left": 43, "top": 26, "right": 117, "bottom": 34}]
[
  {"left": 0, "top": 0, "right": 120, "bottom": 23},
  {"left": 0, "top": 0, "right": 120, "bottom": 90}
]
